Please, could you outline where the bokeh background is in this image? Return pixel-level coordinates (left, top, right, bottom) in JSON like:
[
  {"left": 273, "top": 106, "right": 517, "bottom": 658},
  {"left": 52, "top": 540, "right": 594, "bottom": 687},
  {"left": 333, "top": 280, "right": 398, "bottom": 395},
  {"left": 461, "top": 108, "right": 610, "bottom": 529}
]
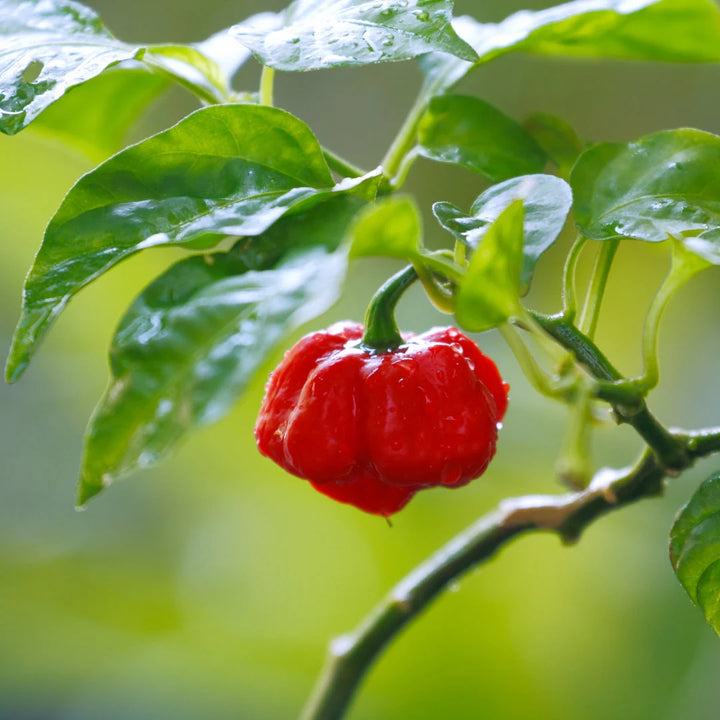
[{"left": 3, "top": 0, "right": 720, "bottom": 718}]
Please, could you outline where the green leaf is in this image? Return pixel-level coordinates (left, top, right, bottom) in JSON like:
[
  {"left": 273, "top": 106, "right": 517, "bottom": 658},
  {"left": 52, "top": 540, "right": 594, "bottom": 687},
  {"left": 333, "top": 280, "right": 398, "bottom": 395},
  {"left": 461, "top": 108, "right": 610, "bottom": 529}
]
[
  {"left": 571, "top": 129, "right": 720, "bottom": 245},
  {"left": 77, "top": 194, "right": 366, "bottom": 504},
  {"left": 0, "top": 0, "right": 142, "bottom": 134},
  {"left": 434, "top": 174, "right": 571, "bottom": 292},
  {"left": 419, "top": 0, "right": 720, "bottom": 103},
  {"left": 143, "top": 45, "right": 232, "bottom": 104},
  {"left": 670, "top": 471, "right": 720, "bottom": 636},
  {"left": 349, "top": 195, "right": 421, "bottom": 259},
  {"left": 230, "top": 0, "right": 478, "bottom": 72},
  {"left": 455, "top": 200, "right": 524, "bottom": 332},
  {"left": 416, "top": 95, "right": 547, "bottom": 183},
  {"left": 6, "top": 105, "right": 382, "bottom": 383},
  {"left": 523, "top": 112, "right": 587, "bottom": 179},
  {"left": 29, "top": 65, "right": 168, "bottom": 160}
]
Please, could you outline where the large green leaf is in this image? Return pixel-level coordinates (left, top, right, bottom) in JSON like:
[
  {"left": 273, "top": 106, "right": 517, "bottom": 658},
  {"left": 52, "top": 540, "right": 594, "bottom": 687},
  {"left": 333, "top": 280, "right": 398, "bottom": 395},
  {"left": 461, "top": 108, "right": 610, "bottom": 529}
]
[
  {"left": 571, "top": 129, "right": 720, "bottom": 245},
  {"left": 23, "top": 17, "right": 271, "bottom": 161},
  {"left": 29, "top": 65, "right": 168, "bottom": 160},
  {"left": 0, "top": 0, "right": 140, "bottom": 134},
  {"left": 434, "top": 174, "right": 571, "bottom": 292},
  {"left": 455, "top": 200, "right": 524, "bottom": 333},
  {"left": 77, "top": 195, "right": 365, "bottom": 504},
  {"left": 0, "top": 0, "right": 252, "bottom": 135},
  {"left": 6, "top": 105, "right": 382, "bottom": 383},
  {"left": 670, "top": 472, "right": 720, "bottom": 636},
  {"left": 417, "top": 94, "right": 547, "bottom": 182},
  {"left": 349, "top": 195, "right": 421, "bottom": 259},
  {"left": 230, "top": 0, "right": 477, "bottom": 72},
  {"left": 419, "top": 0, "right": 720, "bottom": 103}
]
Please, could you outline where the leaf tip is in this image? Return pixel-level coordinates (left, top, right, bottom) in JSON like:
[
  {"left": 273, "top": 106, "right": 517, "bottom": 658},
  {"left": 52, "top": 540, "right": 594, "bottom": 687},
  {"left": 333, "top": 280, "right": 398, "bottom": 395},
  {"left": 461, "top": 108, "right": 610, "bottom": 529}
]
[
  {"left": 75, "top": 476, "right": 106, "bottom": 508},
  {"left": 4, "top": 344, "right": 29, "bottom": 384}
]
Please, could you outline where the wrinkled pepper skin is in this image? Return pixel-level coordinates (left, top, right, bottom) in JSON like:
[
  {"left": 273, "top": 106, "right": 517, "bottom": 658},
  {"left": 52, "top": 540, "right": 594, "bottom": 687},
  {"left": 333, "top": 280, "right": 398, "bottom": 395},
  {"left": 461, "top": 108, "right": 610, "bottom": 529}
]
[{"left": 254, "top": 322, "right": 509, "bottom": 516}]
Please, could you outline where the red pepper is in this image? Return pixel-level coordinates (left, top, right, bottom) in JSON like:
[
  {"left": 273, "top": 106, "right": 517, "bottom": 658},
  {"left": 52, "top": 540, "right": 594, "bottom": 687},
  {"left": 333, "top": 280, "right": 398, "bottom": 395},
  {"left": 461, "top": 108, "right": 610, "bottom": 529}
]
[{"left": 254, "top": 322, "right": 508, "bottom": 516}]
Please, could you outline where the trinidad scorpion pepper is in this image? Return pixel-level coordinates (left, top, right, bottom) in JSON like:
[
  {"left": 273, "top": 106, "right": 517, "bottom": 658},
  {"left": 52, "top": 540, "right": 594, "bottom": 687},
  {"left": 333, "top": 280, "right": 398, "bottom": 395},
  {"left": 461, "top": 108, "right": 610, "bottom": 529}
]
[{"left": 254, "top": 267, "right": 509, "bottom": 516}]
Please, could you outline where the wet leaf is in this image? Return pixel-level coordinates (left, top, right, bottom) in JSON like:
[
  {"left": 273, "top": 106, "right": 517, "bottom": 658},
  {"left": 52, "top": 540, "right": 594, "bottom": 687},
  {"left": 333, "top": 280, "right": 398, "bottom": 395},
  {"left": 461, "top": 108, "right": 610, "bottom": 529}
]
[
  {"left": 231, "top": 0, "right": 477, "bottom": 72},
  {"left": 434, "top": 174, "right": 571, "bottom": 292},
  {"left": 6, "top": 105, "right": 382, "bottom": 383},
  {"left": 0, "top": 0, "right": 140, "bottom": 134},
  {"left": 670, "top": 471, "right": 720, "bottom": 637},
  {"left": 419, "top": 0, "right": 720, "bottom": 103},
  {"left": 571, "top": 129, "right": 720, "bottom": 244},
  {"left": 455, "top": 200, "right": 524, "bottom": 332},
  {"left": 78, "top": 195, "right": 366, "bottom": 504}
]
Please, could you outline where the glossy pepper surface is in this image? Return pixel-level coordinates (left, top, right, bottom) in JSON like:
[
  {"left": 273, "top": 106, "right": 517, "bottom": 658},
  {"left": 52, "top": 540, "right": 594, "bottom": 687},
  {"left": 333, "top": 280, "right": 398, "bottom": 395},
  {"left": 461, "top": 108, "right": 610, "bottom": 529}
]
[{"left": 254, "top": 322, "right": 509, "bottom": 516}]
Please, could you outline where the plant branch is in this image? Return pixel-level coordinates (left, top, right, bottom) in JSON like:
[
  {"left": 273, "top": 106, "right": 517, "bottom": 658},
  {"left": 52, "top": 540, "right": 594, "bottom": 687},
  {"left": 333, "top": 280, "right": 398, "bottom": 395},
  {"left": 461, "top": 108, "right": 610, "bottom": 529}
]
[
  {"left": 300, "top": 425, "right": 720, "bottom": 720},
  {"left": 381, "top": 92, "right": 427, "bottom": 183},
  {"left": 529, "top": 312, "right": 688, "bottom": 471}
]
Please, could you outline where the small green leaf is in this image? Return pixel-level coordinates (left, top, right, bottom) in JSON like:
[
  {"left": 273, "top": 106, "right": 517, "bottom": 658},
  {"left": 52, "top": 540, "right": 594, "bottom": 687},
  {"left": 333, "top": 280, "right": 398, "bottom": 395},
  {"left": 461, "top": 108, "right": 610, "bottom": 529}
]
[
  {"left": 416, "top": 95, "right": 547, "bottom": 183},
  {"left": 455, "top": 200, "right": 524, "bottom": 332},
  {"left": 419, "top": 0, "right": 720, "bottom": 104},
  {"left": 78, "top": 245, "right": 348, "bottom": 506},
  {"left": 231, "top": 0, "right": 477, "bottom": 72},
  {"left": 571, "top": 129, "right": 720, "bottom": 244},
  {"left": 523, "top": 112, "right": 587, "bottom": 179},
  {"left": 5, "top": 104, "right": 360, "bottom": 383},
  {"left": 29, "top": 66, "right": 168, "bottom": 160},
  {"left": 670, "top": 471, "right": 720, "bottom": 636},
  {"left": 434, "top": 174, "right": 571, "bottom": 292},
  {"left": 0, "top": 0, "right": 141, "bottom": 134},
  {"left": 349, "top": 195, "right": 421, "bottom": 260}
]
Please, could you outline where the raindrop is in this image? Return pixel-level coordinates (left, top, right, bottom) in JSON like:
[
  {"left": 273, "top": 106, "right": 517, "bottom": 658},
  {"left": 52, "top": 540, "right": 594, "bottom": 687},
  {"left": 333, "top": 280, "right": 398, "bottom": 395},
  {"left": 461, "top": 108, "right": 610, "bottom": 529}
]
[
  {"left": 413, "top": 10, "right": 430, "bottom": 21},
  {"left": 21, "top": 59, "right": 43, "bottom": 83}
]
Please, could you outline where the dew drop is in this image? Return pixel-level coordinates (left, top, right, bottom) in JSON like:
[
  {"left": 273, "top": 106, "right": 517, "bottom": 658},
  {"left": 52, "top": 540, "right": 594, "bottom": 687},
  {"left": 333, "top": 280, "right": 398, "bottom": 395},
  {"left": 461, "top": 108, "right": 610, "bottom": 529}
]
[{"left": 414, "top": 9, "right": 430, "bottom": 21}]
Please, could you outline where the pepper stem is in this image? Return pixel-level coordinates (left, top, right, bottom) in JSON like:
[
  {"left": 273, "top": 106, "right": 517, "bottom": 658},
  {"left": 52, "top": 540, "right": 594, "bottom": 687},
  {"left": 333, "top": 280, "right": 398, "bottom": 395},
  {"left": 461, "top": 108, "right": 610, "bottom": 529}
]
[{"left": 361, "top": 265, "right": 419, "bottom": 352}]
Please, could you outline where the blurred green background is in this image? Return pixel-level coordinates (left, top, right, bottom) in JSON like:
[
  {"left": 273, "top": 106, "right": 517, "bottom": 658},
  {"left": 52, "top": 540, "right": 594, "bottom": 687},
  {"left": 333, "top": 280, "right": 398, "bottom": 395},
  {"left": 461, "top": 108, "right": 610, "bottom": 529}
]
[{"left": 3, "top": 0, "right": 720, "bottom": 718}]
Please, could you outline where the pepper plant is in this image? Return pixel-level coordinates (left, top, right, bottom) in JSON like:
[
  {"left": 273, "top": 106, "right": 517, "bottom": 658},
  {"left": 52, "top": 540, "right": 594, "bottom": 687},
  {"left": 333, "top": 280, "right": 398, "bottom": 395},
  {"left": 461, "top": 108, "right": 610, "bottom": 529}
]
[{"left": 4, "top": 0, "right": 720, "bottom": 717}]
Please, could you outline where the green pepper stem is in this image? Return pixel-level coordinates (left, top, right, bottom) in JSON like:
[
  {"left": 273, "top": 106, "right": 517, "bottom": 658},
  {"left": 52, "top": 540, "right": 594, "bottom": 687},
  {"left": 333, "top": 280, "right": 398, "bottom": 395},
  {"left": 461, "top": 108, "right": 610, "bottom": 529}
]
[
  {"left": 639, "top": 241, "right": 710, "bottom": 391},
  {"left": 260, "top": 65, "right": 275, "bottom": 106},
  {"left": 361, "top": 265, "right": 419, "bottom": 352},
  {"left": 562, "top": 235, "right": 587, "bottom": 322},
  {"left": 322, "top": 149, "right": 366, "bottom": 179},
  {"left": 578, "top": 239, "right": 619, "bottom": 339}
]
